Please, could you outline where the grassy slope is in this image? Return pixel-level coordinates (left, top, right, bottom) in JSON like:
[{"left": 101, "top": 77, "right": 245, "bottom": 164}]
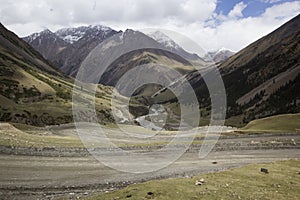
[
  {"left": 0, "top": 23, "right": 121, "bottom": 126},
  {"left": 0, "top": 123, "right": 204, "bottom": 148},
  {"left": 240, "top": 113, "right": 300, "bottom": 133},
  {"left": 87, "top": 159, "right": 300, "bottom": 200},
  {"left": 0, "top": 123, "right": 83, "bottom": 148},
  {"left": 0, "top": 56, "right": 116, "bottom": 125}
]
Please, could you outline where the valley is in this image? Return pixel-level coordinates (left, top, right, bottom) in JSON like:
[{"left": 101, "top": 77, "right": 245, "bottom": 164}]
[
  {"left": 0, "top": 122, "right": 299, "bottom": 199},
  {"left": 0, "top": 5, "right": 299, "bottom": 200}
]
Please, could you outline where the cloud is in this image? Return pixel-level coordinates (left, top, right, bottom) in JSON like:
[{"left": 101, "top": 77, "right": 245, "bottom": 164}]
[
  {"left": 173, "top": 1, "right": 300, "bottom": 52},
  {"left": 228, "top": 2, "right": 247, "bottom": 19},
  {"left": 0, "top": 0, "right": 217, "bottom": 28},
  {"left": 0, "top": 0, "right": 299, "bottom": 52},
  {"left": 260, "top": 0, "right": 284, "bottom": 3}
]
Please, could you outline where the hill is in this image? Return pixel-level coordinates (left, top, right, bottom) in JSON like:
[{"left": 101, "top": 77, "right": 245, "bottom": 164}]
[{"left": 0, "top": 23, "right": 117, "bottom": 126}]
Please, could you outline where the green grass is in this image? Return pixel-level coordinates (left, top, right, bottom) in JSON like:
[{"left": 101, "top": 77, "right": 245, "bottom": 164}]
[
  {"left": 87, "top": 159, "right": 300, "bottom": 200},
  {"left": 0, "top": 123, "right": 84, "bottom": 148},
  {"left": 240, "top": 113, "right": 300, "bottom": 133}
]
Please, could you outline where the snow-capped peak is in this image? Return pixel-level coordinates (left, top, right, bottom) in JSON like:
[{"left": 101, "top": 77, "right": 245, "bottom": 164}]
[
  {"left": 55, "top": 25, "right": 113, "bottom": 44},
  {"left": 55, "top": 26, "right": 89, "bottom": 44},
  {"left": 216, "top": 47, "right": 235, "bottom": 54},
  {"left": 89, "top": 24, "right": 112, "bottom": 32},
  {"left": 41, "top": 29, "right": 52, "bottom": 34},
  {"left": 203, "top": 48, "right": 236, "bottom": 62},
  {"left": 147, "top": 31, "right": 181, "bottom": 50}
]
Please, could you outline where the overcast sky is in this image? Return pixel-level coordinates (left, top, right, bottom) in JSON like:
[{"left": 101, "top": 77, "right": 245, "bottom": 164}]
[{"left": 0, "top": 0, "right": 299, "bottom": 51}]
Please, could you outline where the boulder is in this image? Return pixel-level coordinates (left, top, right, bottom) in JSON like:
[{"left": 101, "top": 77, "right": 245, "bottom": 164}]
[{"left": 261, "top": 168, "right": 269, "bottom": 174}]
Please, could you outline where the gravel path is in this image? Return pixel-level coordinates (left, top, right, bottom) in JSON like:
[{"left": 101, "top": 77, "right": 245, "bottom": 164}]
[{"left": 0, "top": 133, "right": 299, "bottom": 199}]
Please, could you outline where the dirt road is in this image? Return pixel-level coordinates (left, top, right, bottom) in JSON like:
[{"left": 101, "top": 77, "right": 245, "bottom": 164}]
[{"left": 0, "top": 132, "right": 299, "bottom": 199}]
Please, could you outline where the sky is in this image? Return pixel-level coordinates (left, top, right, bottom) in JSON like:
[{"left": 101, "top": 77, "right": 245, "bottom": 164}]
[{"left": 0, "top": 0, "right": 299, "bottom": 52}]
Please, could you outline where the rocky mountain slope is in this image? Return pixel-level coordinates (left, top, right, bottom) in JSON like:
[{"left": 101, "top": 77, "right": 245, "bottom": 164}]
[
  {"left": 23, "top": 25, "right": 120, "bottom": 76},
  {"left": 23, "top": 29, "right": 68, "bottom": 63},
  {"left": 98, "top": 30, "right": 195, "bottom": 87}
]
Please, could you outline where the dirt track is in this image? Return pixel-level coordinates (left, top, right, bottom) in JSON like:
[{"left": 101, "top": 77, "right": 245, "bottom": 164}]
[{"left": 0, "top": 132, "right": 299, "bottom": 199}]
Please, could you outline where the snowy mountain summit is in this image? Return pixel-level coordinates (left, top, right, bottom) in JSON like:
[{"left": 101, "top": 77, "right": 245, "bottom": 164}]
[
  {"left": 204, "top": 48, "right": 236, "bottom": 63},
  {"left": 148, "top": 31, "right": 182, "bottom": 51},
  {"left": 147, "top": 31, "right": 202, "bottom": 62},
  {"left": 55, "top": 25, "right": 113, "bottom": 44}
]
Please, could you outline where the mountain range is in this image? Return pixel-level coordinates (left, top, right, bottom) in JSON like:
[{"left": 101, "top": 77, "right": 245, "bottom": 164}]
[
  {"left": 23, "top": 26, "right": 208, "bottom": 78},
  {"left": 1, "top": 14, "right": 299, "bottom": 128}
]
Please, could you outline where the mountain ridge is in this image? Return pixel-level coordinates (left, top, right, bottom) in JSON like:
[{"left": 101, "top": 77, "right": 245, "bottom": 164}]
[{"left": 23, "top": 27, "right": 210, "bottom": 78}]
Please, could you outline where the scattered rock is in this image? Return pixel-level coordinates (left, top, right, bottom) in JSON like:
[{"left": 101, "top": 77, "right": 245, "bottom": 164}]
[
  {"left": 261, "top": 168, "right": 269, "bottom": 174},
  {"left": 195, "top": 178, "right": 205, "bottom": 186},
  {"left": 195, "top": 181, "right": 202, "bottom": 186}
]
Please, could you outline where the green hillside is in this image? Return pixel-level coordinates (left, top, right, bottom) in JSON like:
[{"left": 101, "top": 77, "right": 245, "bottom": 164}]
[{"left": 241, "top": 113, "right": 300, "bottom": 133}]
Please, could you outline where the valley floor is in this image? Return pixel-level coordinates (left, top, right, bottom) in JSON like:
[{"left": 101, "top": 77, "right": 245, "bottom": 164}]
[{"left": 0, "top": 124, "right": 299, "bottom": 199}]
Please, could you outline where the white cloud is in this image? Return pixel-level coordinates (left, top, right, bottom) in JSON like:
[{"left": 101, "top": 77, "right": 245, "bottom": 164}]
[
  {"left": 0, "top": 0, "right": 217, "bottom": 33},
  {"left": 181, "top": 0, "right": 217, "bottom": 22},
  {"left": 228, "top": 2, "right": 247, "bottom": 19},
  {"left": 260, "top": 0, "right": 284, "bottom": 3},
  {"left": 0, "top": 0, "right": 299, "bottom": 52},
  {"left": 173, "top": 1, "right": 300, "bottom": 52}
]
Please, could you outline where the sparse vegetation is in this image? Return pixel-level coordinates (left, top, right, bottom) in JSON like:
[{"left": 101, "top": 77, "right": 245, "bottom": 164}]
[{"left": 87, "top": 159, "right": 300, "bottom": 200}]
